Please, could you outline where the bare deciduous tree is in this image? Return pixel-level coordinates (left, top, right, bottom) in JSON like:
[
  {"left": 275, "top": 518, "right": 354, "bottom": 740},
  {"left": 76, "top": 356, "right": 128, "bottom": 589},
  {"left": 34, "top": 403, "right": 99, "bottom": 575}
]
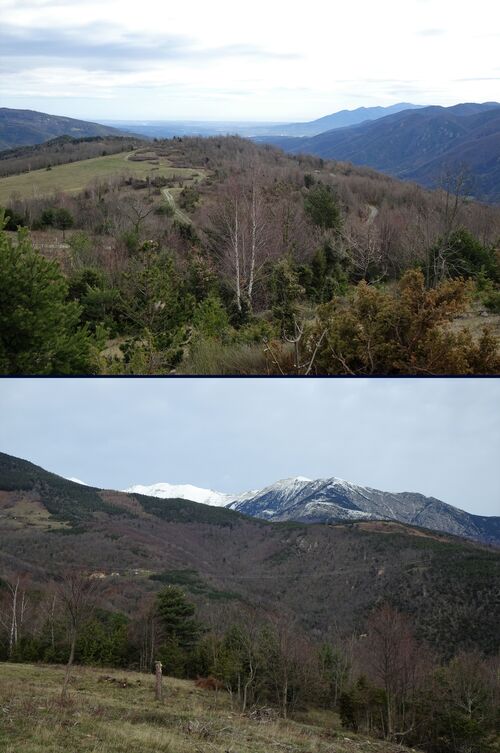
[
  {"left": 342, "top": 220, "right": 386, "bottom": 283},
  {"left": 0, "top": 576, "right": 30, "bottom": 658},
  {"left": 429, "top": 166, "right": 472, "bottom": 285},
  {"left": 58, "top": 571, "right": 100, "bottom": 700},
  {"left": 364, "top": 603, "right": 423, "bottom": 740},
  {"left": 265, "top": 320, "right": 327, "bottom": 376},
  {"left": 206, "top": 176, "right": 273, "bottom": 312}
]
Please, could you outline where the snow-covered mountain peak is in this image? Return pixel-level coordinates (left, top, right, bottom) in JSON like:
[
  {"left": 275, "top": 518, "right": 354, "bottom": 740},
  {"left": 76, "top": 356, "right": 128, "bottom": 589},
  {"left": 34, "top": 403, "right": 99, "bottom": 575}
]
[
  {"left": 124, "top": 482, "right": 232, "bottom": 508},
  {"left": 321, "top": 477, "right": 367, "bottom": 491},
  {"left": 275, "top": 476, "right": 312, "bottom": 486},
  {"left": 116, "top": 474, "right": 499, "bottom": 546}
]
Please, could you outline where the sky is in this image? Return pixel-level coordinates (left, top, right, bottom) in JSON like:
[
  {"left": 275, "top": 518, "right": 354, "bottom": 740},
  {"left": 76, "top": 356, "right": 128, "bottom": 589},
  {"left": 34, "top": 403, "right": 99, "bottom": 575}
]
[
  {"left": 1, "top": 0, "right": 500, "bottom": 121},
  {"left": 0, "top": 378, "right": 499, "bottom": 516}
]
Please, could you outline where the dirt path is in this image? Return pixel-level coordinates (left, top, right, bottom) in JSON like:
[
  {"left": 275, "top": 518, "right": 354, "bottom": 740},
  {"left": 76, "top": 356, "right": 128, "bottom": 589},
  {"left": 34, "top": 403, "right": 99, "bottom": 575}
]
[
  {"left": 162, "top": 187, "right": 192, "bottom": 224},
  {"left": 123, "top": 148, "right": 193, "bottom": 223},
  {"left": 367, "top": 204, "right": 379, "bottom": 224}
]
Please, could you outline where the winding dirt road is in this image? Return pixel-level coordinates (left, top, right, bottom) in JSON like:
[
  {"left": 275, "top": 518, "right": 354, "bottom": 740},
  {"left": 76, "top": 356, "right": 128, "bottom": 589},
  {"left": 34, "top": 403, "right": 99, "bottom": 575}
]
[{"left": 161, "top": 187, "right": 192, "bottom": 224}]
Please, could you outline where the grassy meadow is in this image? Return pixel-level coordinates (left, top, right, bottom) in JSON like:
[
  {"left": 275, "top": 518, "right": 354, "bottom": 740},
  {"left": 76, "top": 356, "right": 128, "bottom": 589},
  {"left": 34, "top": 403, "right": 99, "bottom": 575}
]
[
  {"left": 0, "top": 662, "right": 419, "bottom": 753},
  {"left": 0, "top": 151, "right": 204, "bottom": 203}
]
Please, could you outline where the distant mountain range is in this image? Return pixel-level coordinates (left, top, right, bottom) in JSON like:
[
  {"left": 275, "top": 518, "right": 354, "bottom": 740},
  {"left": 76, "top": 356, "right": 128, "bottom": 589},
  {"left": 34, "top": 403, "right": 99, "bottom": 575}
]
[
  {"left": 0, "top": 108, "right": 135, "bottom": 150},
  {"left": 0, "top": 104, "right": 420, "bottom": 150},
  {"left": 265, "top": 102, "right": 500, "bottom": 203},
  {"left": 101, "top": 103, "right": 422, "bottom": 140},
  {"left": 127, "top": 475, "right": 500, "bottom": 547},
  {"left": 255, "top": 103, "right": 423, "bottom": 138}
]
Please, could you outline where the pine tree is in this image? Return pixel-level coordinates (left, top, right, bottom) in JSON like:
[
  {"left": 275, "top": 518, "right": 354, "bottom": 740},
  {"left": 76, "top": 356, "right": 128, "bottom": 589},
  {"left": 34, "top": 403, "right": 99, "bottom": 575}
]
[
  {"left": 156, "top": 586, "right": 201, "bottom": 650},
  {"left": 54, "top": 208, "right": 74, "bottom": 240},
  {"left": 270, "top": 259, "right": 304, "bottom": 338},
  {"left": 193, "top": 293, "right": 230, "bottom": 339},
  {"left": 304, "top": 185, "right": 342, "bottom": 232},
  {"left": 0, "top": 221, "right": 98, "bottom": 374}
]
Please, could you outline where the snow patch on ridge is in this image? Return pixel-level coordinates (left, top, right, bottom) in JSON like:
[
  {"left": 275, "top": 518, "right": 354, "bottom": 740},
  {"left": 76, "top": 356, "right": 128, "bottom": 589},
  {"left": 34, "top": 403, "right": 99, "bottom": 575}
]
[
  {"left": 66, "top": 477, "right": 89, "bottom": 486},
  {"left": 124, "top": 482, "right": 232, "bottom": 508}
]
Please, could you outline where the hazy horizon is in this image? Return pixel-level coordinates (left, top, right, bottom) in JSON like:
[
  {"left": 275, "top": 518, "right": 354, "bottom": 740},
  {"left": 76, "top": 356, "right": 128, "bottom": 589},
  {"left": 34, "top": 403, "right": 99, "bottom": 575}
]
[
  {"left": 2, "top": 101, "right": 428, "bottom": 126},
  {"left": 2, "top": 0, "right": 499, "bottom": 121},
  {"left": 0, "top": 379, "right": 499, "bottom": 517}
]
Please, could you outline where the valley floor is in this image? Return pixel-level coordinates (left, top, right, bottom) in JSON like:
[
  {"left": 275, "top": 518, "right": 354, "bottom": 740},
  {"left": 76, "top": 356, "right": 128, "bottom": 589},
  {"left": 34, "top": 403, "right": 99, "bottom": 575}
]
[{"left": 0, "top": 662, "right": 420, "bottom": 753}]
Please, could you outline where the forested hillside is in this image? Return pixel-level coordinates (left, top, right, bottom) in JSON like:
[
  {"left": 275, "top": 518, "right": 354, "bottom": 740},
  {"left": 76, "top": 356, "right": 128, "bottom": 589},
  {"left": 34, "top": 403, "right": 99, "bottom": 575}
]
[
  {"left": 0, "top": 108, "right": 136, "bottom": 150},
  {"left": 1, "top": 136, "right": 499, "bottom": 375},
  {"left": 266, "top": 103, "right": 500, "bottom": 203},
  {"left": 0, "top": 135, "right": 143, "bottom": 178}
]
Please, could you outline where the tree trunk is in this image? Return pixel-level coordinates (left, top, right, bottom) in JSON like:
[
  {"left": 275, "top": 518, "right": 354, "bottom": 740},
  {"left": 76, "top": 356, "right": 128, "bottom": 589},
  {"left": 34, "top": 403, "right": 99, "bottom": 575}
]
[
  {"left": 8, "top": 578, "right": 19, "bottom": 658},
  {"left": 61, "top": 631, "right": 76, "bottom": 700},
  {"left": 50, "top": 594, "right": 56, "bottom": 650},
  {"left": 242, "top": 680, "right": 248, "bottom": 712},
  {"left": 234, "top": 201, "right": 241, "bottom": 312},
  {"left": 155, "top": 661, "right": 163, "bottom": 701},
  {"left": 386, "top": 690, "right": 393, "bottom": 739},
  {"left": 149, "top": 618, "right": 155, "bottom": 670},
  {"left": 248, "top": 185, "right": 257, "bottom": 305}
]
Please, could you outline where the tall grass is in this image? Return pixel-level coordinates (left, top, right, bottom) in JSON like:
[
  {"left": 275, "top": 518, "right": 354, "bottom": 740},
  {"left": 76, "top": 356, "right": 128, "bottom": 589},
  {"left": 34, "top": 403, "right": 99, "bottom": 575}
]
[
  {"left": 0, "top": 662, "right": 420, "bottom": 753},
  {"left": 178, "top": 339, "right": 270, "bottom": 375}
]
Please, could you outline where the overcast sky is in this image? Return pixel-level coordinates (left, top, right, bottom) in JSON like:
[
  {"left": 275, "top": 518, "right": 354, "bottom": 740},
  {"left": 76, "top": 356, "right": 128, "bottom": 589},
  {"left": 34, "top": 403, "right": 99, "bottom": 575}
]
[
  {"left": 0, "top": 378, "right": 499, "bottom": 516},
  {"left": 1, "top": 0, "right": 500, "bottom": 121}
]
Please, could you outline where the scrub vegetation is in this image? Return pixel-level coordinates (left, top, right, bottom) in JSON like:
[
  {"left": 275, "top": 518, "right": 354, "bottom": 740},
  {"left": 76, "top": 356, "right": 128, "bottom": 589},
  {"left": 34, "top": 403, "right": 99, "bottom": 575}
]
[{"left": 1, "top": 135, "right": 499, "bottom": 374}]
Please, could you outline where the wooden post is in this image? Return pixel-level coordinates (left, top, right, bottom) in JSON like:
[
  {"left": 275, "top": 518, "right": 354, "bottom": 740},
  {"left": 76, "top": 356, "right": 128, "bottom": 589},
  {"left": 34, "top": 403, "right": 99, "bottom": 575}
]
[{"left": 155, "top": 661, "right": 163, "bottom": 701}]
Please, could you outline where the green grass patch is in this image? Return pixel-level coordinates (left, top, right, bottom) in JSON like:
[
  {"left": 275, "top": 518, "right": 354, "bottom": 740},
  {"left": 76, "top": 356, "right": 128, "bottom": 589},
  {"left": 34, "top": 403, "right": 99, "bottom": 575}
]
[
  {"left": 0, "top": 151, "right": 203, "bottom": 202},
  {"left": 0, "top": 662, "right": 419, "bottom": 753}
]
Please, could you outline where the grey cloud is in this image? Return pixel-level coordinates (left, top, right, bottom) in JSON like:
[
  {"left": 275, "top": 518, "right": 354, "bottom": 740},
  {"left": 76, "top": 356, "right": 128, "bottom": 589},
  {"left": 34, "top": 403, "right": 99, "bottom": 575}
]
[
  {"left": 0, "top": 23, "right": 299, "bottom": 73},
  {"left": 0, "top": 23, "right": 194, "bottom": 71}
]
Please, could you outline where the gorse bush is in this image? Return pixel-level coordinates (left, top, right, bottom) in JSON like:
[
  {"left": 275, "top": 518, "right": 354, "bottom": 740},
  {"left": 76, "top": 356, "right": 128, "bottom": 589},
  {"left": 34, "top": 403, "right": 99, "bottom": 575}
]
[{"left": 306, "top": 270, "right": 500, "bottom": 375}]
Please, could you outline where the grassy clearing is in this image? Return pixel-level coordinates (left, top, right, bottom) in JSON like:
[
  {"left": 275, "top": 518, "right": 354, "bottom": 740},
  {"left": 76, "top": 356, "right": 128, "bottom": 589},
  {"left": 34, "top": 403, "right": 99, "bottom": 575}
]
[
  {"left": 0, "top": 496, "right": 69, "bottom": 531},
  {"left": 0, "top": 152, "right": 203, "bottom": 203},
  {"left": 0, "top": 662, "right": 418, "bottom": 753}
]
